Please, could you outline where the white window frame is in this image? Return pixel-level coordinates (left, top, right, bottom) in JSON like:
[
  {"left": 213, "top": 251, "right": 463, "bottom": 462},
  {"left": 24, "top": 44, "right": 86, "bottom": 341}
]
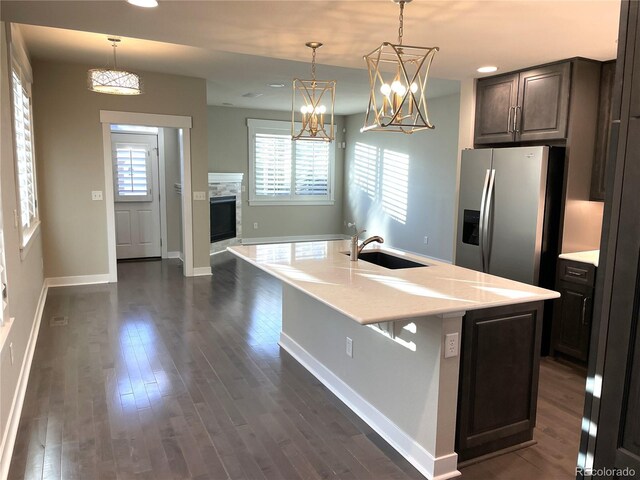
[
  {"left": 9, "top": 51, "right": 40, "bottom": 256},
  {"left": 248, "top": 118, "right": 335, "bottom": 206}
]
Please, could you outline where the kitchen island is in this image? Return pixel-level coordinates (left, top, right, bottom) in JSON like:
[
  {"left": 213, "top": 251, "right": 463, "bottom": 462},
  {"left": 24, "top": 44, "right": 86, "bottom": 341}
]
[{"left": 228, "top": 240, "right": 559, "bottom": 479}]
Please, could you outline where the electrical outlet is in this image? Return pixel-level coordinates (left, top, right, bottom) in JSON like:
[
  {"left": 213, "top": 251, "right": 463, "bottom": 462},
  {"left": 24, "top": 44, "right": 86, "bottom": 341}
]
[
  {"left": 423, "top": 236, "right": 429, "bottom": 245},
  {"left": 91, "top": 190, "right": 103, "bottom": 201},
  {"left": 193, "top": 191, "right": 207, "bottom": 201},
  {"left": 9, "top": 342, "right": 14, "bottom": 366},
  {"left": 444, "top": 333, "right": 459, "bottom": 358},
  {"left": 253, "top": 222, "right": 259, "bottom": 230},
  {"left": 346, "top": 337, "right": 353, "bottom": 358}
]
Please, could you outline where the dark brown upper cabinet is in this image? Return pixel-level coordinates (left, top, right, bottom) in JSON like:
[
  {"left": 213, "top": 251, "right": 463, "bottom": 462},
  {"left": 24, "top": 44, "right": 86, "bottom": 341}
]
[
  {"left": 475, "top": 62, "right": 571, "bottom": 144},
  {"left": 591, "top": 60, "right": 616, "bottom": 201}
]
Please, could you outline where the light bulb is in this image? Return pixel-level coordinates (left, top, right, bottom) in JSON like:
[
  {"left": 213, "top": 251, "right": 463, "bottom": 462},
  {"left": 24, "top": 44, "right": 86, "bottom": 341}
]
[
  {"left": 318, "top": 105, "right": 326, "bottom": 114},
  {"left": 410, "top": 83, "right": 418, "bottom": 93},
  {"left": 380, "top": 83, "right": 391, "bottom": 96},
  {"left": 396, "top": 84, "right": 407, "bottom": 96},
  {"left": 301, "top": 105, "right": 308, "bottom": 114},
  {"left": 391, "top": 80, "right": 403, "bottom": 93}
]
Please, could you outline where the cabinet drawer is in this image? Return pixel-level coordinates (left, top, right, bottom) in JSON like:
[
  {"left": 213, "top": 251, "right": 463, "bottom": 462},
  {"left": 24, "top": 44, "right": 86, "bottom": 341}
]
[{"left": 558, "top": 259, "right": 596, "bottom": 286}]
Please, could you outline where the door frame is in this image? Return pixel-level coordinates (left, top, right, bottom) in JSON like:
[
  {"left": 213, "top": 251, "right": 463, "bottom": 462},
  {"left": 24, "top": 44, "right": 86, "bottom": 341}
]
[{"left": 100, "top": 110, "right": 194, "bottom": 280}]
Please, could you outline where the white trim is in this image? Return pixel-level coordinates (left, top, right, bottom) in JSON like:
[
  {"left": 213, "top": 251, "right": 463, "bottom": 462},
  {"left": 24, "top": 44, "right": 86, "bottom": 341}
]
[
  {"left": 0, "top": 282, "right": 48, "bottom": 480},
  {"left": 180, "top": 129, "right": 194, "bottom": 277},
  {"left": 208, "top": 172, "right": 244, "bottom": 184},
  {"left": 100, "top": 111, "right": 195, "bottom": 278},
  {"left": 167, "top": 251, "right": 182, "bottom": 259},
  {"left": 102, "top": 122, "right": 118, "bottom": 283},
  {"left": 45, "top": 274, "right": 111, "bottom": 287},
  {"left": 210, "top": 250, "right": 229, "bottom": 256},
  {"left": 100, "top": 111, "right": 192, "bottom": 129},
  {"left": 279, "top": 332, "right": 461, "bottom": 480},
  {"left": 18, "top": 221, "right": 40, "bottom": 261},
  {"left": 158, "top": 129, "right": 168, "bottom": 259},
  {"left": 241, "top": 233, "right": 348, "bottom": 245},
  {"left": 192, "top": 266, "right": 212, "bottom": 276},
  {"left": 248, "top": 200, "right": 335, "bottom": 207}
]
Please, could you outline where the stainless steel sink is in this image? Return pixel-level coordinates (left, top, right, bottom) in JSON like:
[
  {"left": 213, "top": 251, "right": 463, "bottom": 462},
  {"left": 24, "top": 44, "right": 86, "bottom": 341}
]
[{"left": 344, "top": 251, "right": 428, "bottom": 269}]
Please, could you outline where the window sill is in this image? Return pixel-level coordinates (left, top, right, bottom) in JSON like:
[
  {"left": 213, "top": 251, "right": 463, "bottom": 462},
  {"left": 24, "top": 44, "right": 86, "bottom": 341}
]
[
  {"left": 20, "top": 220, "right": 41, "bottom": 261},
  {"left": 248, "top": 200, "right": 335, "bottom": 207},
  {"left": 0, "top": 314, "right": 14, "bottom": 354}
]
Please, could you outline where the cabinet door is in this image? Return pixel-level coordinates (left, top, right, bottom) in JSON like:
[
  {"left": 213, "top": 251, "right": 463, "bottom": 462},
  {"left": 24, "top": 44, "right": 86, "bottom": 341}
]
[
  {"left": 590, "top": 61, "right": 616, "bottom": 201},
  {"left": 474, "top": 73, "right": 518, "bottom": 144},
  {"left": 457, "top": 302, "right": 543, "bottom": 461},
  {"left": 517, "top": 63, "right": 571, "bottom": 142},
  {"left": 551, "top": 281, "right": 592, "bottom": 361}
]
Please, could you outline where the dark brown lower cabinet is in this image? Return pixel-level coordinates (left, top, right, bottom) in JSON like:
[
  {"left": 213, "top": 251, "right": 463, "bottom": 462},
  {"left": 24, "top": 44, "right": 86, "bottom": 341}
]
[
  {"left": 551, "top": 259, "right": 596, "bottom": 362},
  {"left": 456, "top": 302, "right": 543, "bottom": 462}
]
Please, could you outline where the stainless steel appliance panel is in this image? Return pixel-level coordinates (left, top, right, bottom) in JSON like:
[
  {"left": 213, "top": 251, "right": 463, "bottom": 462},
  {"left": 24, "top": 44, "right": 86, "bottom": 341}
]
[
  {"left": 456, "top": 149, "right": 493, "bottom": 273},
  {"left": 487, "top": 146, "right": 548, "bottom": 284}
]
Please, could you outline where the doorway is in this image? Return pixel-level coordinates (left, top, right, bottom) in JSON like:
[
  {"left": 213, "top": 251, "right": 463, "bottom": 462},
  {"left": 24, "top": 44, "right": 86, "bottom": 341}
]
[{"left": 100, "top": 110, "right": 195, "bottom": 280}]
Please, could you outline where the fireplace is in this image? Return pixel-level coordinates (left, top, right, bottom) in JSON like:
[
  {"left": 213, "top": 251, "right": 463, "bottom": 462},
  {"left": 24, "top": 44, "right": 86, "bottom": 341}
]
[{"left": 210, "top": 196, "right": 237, "bottom": 242}]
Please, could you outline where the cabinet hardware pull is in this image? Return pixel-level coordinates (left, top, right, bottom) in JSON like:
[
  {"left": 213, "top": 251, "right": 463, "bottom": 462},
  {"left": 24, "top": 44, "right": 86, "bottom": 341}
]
[
  {"left": 581, "top": 297, "right": 589, "bottom": 325},
  {"left": 507, "top": 106, "right": 515, "bottom": 133},
  {"left": 514, "top": 105, "right": 521, "bottom": 134}
]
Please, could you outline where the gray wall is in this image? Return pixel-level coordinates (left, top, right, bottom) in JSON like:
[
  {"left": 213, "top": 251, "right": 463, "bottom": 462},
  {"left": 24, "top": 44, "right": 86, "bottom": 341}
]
[
  {"left": 343, "top": 92, "right": 461, "bottom": 262},
  {"left": 208, "top": 106, "right": 345, "bottom": 239},
  {"left": 32, "top": 59, "right": 210, "bottom": 278},
  {"left": 163, "top": 128, "right": 182, "bottom": 254},
  {"left": 0, "top": 23, "right": 45, "bottom": 472}
]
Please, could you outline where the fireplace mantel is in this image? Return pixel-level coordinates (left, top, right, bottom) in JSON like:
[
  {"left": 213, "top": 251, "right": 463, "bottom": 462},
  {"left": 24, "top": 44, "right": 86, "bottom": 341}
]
[{"left": 208, "top": 172, "right": 244, "bottom": 184}]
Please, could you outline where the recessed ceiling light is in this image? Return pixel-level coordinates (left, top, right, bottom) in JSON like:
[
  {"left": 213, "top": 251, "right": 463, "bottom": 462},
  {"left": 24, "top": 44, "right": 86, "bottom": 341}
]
[
  {"left": 127, "top": 0, "right": 158, "bottom": 7},
  {"left": 268, "top": 83, "right": 285, "bottom": 88},
  {"left": 222, "top": 102, "right": 234, "bottom": 106},
  {"left": 242, "top": 92, "right": 263, "bottom": 98},
  {"left": 477, "top": 66, "right": 498, "bottom": 73}
]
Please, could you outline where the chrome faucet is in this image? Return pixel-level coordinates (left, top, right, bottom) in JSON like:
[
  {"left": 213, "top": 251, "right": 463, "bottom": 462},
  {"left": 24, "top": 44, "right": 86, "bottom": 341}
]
[{"left": 348, "top": 223, "right": 384, "bottom": 261}]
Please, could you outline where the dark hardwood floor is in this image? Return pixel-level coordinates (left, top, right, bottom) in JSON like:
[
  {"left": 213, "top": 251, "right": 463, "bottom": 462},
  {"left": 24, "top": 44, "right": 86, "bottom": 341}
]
[{"left": 8, "top": 254, "right": 585, "bottom": 480}]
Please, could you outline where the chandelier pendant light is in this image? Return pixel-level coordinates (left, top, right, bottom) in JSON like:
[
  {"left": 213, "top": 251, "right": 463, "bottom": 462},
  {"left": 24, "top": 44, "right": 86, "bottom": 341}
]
[
  {"left": 362, "top": 0, "right": 438, "bottom": 134},
  {"left": 292, "top": 42, "right": 336, "bottom": 141},
  {"left": 88, "top": 38, "right": 143, "bottom": 95}
]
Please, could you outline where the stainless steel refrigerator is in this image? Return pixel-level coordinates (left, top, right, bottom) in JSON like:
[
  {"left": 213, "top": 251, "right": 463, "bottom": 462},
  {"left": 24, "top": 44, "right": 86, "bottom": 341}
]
[{"left": 455, "top": 146, "right": 564, "bottom": 287}]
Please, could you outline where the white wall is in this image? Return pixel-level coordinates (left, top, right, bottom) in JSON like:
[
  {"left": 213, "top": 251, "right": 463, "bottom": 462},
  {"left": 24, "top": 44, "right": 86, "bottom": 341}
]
[
  {"left": 0, "top": 22, "right": 46, "bottom": 477},
  {"left": 163, "top": 128, "right": 182, "bottom": 254},
  {"left": 343, "top": 91, "right": 461, "bottom": 262},
  {"left": 208, "top": 106, "right": 345, "bottom": 239}
]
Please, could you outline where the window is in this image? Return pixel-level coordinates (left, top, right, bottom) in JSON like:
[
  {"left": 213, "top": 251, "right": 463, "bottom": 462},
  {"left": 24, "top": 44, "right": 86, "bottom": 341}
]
[
  {"left": 10, "top": 65, "right": 39, "bottom": 248},
  {"left": 0, "top": 221, "right": 7, "bottom": 327},
  {"left": 248, "top": 119, "right": 334, "bottom": 205},
  {"left": 113, "top": 143, "right": 152, "bottom": 201}
]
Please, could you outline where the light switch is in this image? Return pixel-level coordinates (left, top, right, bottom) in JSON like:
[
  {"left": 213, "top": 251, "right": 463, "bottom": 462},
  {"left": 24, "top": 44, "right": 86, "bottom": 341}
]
[
  {"left": 193, "top": 191, "right": 207, "bottom": 201},
  {"left": 91, "top": 191, "right": 103, "bottom": 201}
]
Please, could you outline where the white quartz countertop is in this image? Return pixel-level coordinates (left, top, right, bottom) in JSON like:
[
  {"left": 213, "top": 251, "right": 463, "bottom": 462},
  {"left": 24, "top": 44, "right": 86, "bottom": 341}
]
[
  {"left": 228, "top": 240, "right": 559, "bottom": 324},
  {"left": 558, "top": 250, "right": 600, "bottom": 267}
]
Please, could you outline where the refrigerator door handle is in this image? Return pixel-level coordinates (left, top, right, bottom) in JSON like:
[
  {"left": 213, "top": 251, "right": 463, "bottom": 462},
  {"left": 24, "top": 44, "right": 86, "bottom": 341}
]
[
  {"left": 484, "top": 169, "right": 496, "bottom": 272},
  {"left": 479, "top": 169, "right": 491, "bottom": 273}
]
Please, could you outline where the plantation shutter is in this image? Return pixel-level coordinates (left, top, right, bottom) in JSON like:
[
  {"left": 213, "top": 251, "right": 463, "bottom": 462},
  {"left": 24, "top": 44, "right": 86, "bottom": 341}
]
[
  {"left": 114, "top": 144, "right": 153, "bottom": 202},
  {"left": 11, "top": 70, "right": 37, "bottom": 233},
  {"left": 294, "top": 141, "right": 330, "bottom": 196},
  {"left": 0, "top": 232, "right": 6, "bottom": 326},
  {"left": 254, "top": 133, "right": 292, "bottom": 197}
]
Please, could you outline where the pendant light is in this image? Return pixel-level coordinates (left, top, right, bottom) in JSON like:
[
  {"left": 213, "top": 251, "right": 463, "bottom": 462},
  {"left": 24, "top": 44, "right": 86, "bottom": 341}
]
[
  {"left": 88, "top": 38, "right": 143, "bottom": 95},
  {"left": 362, "top": 0, "right": 438, "bottom": 134},
  {"left": 292, "top": 42, "right": 336, "bottom": 142}
]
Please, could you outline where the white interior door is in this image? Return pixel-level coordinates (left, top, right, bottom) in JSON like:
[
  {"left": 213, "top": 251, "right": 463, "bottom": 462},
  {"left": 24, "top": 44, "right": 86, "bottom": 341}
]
[{"left": 112, "top": 133, "right": 161, "bottom": 259}]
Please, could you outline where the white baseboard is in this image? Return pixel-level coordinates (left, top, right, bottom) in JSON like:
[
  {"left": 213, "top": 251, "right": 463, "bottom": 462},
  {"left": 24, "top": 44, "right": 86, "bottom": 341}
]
[
  {"left": 242, "top": 233, "right": 348, "bottom": 245},
  {"left": 279, "top": 332, "right": 460, "bottom": 480},
  {"left": 0, "top": 282, "right": 48, "bottom": 480},
  {"left": 192, "top": 267, "right": 212, "bottom": 276},
  {"left": 167, "top": 251, "right": 182, "bottom": 259},
  {"left": 45, "top": 274, "right": 111, "bottom": 287}
]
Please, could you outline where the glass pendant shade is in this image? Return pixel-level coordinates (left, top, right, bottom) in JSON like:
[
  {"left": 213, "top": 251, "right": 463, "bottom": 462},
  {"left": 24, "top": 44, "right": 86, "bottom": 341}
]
[
  {"left": 362, "top": 0, "right": 438, "bottom": 134},
  {"left": 292, "top": 42, "right": 336, "bottom": 142},
  {"left": 88, "top": 38, "right": 142, "bottom": 96},
  {"left": 88, "top": 68, "right": 142, "bottom": 95}
]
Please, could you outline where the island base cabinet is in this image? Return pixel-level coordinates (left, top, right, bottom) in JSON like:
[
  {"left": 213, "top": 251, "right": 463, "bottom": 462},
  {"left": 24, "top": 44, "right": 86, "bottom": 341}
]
[{"left": 456, "top": 302, "right": 543, "bottom": 462}]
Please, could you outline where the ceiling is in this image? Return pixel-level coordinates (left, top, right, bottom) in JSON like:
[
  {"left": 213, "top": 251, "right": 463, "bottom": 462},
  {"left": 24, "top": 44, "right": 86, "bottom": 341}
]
[{"left": 1, "top": 0, "right": 621, "bottom": 115}]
